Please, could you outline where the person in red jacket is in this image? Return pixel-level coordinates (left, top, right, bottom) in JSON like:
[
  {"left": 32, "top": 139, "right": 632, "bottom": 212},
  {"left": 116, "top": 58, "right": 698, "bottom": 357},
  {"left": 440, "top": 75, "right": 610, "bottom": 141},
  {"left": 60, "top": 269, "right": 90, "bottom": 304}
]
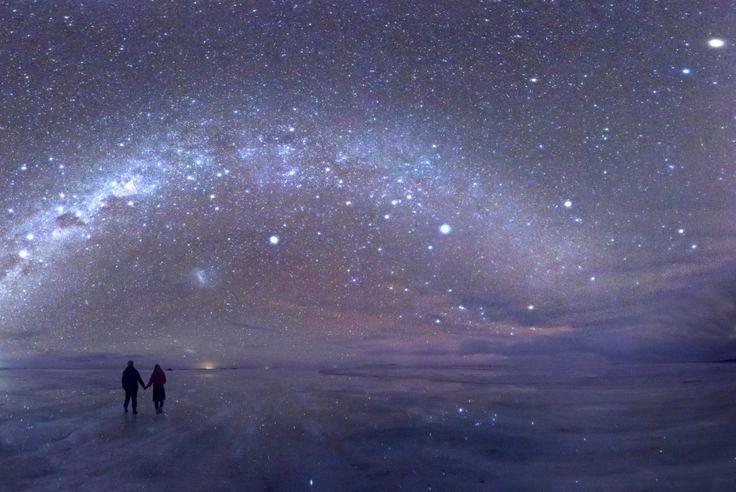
[{"left": 145, "top": 364, "right": 167, "bottom": 414}]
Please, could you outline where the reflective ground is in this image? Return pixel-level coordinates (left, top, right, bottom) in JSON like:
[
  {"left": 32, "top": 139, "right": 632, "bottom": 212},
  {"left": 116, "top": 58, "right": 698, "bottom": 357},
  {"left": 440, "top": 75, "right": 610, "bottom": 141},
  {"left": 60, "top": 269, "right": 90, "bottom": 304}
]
[{"left": 1, "top": 362, "right": 735, "bottom": 490}]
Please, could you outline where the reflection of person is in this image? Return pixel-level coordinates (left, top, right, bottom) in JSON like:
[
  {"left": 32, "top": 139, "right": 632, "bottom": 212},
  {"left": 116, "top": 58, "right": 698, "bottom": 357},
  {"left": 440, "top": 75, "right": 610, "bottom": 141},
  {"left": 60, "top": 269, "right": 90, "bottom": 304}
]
[
  {"left": 121, "top": 360, "right": 146, "bottom": 414},
  {"left": 145, "top": 364, "right": 167, "bottom": 414}
]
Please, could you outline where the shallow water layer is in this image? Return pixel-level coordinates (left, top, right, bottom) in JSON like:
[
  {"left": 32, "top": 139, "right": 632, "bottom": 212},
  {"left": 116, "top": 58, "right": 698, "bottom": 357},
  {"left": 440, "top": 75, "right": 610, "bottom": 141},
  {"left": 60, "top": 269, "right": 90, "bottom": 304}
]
[{"left": 1, "top": 363, "right": 735, "bottom": 490}]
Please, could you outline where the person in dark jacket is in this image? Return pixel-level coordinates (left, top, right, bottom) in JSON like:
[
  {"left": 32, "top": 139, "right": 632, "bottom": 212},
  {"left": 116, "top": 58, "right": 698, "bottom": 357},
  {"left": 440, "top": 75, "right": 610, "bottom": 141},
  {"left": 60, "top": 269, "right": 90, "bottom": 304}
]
[
  {"left": 145, "top": 364, "right": 167, "bottom": 414},
  {"left": 121, "top": 360, "right": 146, "bottom": 414}
]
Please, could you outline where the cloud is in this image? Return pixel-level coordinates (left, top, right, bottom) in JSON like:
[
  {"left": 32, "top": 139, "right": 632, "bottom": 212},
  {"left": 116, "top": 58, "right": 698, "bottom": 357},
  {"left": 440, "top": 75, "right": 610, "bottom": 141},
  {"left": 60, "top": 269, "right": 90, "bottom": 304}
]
[
  {"left": 1, "top": 350, "right": 145, "bottom": 369},
  {"left": 575, "top": 280, "right": 736, "bottom": 362}
]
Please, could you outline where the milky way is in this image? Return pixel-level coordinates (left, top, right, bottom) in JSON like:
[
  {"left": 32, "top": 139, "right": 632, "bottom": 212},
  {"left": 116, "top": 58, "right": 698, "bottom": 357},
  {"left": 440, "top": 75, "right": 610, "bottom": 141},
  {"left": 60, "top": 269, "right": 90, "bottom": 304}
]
[{"left": 1, "top": 2, "right": 735, "bottom": 366}]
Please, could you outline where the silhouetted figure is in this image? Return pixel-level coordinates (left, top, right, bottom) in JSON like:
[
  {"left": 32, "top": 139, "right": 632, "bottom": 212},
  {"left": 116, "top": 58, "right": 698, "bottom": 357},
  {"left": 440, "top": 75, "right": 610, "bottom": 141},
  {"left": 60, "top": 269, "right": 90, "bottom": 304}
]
[
  {"left": 121, "top": 360, "right": 146, "bottom": 414},
  {"left": 145, "top": 364, "right": 167, "bottom": 414}
]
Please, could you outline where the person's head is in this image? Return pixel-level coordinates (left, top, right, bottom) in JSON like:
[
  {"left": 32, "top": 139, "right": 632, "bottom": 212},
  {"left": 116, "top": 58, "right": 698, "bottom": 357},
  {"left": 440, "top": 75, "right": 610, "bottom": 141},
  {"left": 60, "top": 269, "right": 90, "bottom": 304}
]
[
  {"left": 127, "top": 360, "right": 134, "bottom": 367},
  {"left": 154, "top": 364, "right": 161, "bottom": 370}
]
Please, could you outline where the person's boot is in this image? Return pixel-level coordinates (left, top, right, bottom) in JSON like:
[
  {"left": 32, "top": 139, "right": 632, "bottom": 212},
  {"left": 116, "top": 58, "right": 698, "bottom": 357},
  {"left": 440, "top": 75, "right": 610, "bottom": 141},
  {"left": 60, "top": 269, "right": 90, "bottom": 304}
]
[
  {"left": 124, "top": 407, "right": 128, "bottom": 413},
  {"left": 133, "top": 409, "right": 138, "bottom": 415}
]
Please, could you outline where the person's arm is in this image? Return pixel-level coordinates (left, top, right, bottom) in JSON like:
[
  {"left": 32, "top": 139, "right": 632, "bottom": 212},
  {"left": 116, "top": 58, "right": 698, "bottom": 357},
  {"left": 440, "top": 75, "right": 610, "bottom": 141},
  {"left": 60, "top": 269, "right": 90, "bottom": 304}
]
[
  {"left": 122, "top": 372, "right": 126, "bottom": 389},
  {"left": 137, "top": 372, "right": 146, "bottom": 389}
]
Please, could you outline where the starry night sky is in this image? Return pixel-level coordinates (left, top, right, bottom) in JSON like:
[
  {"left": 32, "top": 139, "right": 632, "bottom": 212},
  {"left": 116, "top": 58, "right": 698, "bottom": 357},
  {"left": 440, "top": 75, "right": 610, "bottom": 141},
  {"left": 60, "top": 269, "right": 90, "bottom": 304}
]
[{"left": 1, "top": 1, "right": 735, "bottom": 367}]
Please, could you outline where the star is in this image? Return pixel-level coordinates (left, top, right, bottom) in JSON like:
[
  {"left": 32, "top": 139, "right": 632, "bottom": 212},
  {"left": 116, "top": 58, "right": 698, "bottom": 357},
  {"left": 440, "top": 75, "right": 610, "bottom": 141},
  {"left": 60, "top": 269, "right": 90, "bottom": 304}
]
[{"left": 0, "top": 1, "right": 732, "bottom": 439}]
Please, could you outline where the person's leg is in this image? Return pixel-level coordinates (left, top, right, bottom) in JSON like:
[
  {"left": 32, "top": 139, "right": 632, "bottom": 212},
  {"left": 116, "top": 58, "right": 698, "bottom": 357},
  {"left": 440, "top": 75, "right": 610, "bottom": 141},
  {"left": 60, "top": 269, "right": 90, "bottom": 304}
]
[
  {"left": 159, "top": 400, "right": 164, "bottom": 412},
  {"left": 124, "top": 391, "right": 130, "bottom": 412},
  {"left": 131, "top": 391, "right": 138, "bottom": 414}
]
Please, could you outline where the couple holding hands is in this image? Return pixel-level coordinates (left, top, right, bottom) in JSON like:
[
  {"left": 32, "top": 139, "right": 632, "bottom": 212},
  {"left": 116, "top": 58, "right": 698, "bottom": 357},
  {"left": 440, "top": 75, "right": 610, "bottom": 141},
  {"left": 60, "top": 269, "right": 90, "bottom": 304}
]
[{"left": 121, "top": 360, "right": 167, "bottom": 414}]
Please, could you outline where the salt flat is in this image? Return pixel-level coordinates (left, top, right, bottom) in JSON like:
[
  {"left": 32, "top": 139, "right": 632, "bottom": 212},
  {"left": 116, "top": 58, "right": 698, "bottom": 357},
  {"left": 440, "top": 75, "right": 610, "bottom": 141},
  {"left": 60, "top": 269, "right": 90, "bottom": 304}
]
[{"left": 1, "top": 363, "right": 735, "bottom": 491}]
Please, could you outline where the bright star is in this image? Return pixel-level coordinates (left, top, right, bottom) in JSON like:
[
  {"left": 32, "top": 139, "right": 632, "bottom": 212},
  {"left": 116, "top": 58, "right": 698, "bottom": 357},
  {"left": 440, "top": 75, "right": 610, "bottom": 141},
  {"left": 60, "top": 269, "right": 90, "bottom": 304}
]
[
  {"left": 18, "top": 249, "right": 30, "bottom": 259},
  {"left": 708, "top": 38, "right": 725, "bottom": 48},
  {"left": 439, "top": 223, "right": 452, "bottom": 235},
  {"left": 563, "top": 200, "right": 573, "bottom": 208},
  {"left": 269, "top": 235, "right": 279, "bottom": 245}
]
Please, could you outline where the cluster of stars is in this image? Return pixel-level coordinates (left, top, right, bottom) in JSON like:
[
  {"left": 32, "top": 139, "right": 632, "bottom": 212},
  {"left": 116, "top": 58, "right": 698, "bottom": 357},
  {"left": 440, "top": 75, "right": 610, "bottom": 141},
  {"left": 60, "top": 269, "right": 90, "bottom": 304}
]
[{"left": 0, "top": 1, "right": 732, "bottom": 366}]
